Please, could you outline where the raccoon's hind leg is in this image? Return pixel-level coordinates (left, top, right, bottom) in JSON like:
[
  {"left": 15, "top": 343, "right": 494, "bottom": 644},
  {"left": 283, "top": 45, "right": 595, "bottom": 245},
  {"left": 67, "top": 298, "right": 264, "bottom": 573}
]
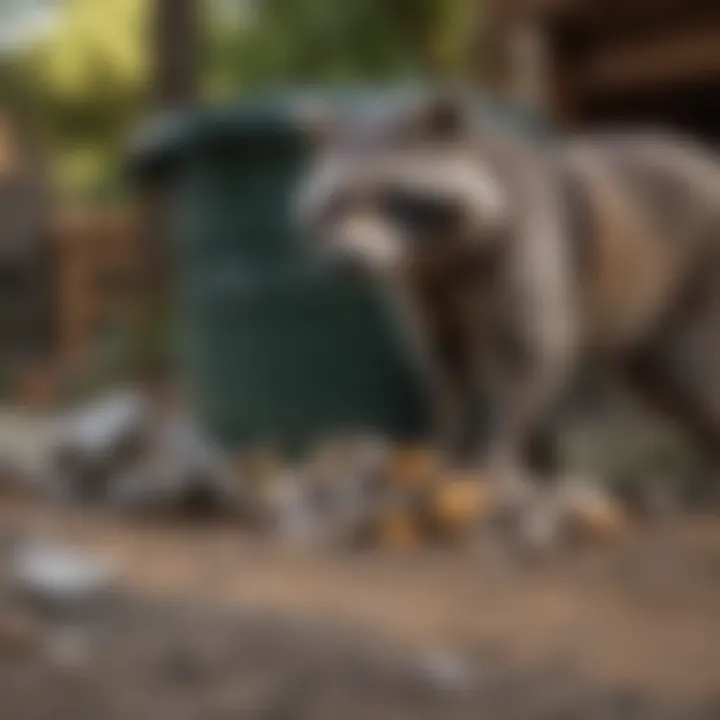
[
  {"left": 625, "top": 267, "right": 720, "bottom": 506},
  {"left": 432, "top": 340, "right": 566, "bottom": 476},
  {"left": 524, "top": 422, "right": 562, "bottom": 480}
]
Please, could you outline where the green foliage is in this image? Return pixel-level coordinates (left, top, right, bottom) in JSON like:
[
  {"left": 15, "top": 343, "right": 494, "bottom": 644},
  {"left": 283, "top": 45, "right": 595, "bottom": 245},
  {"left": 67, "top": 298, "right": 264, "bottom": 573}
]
[
  {"left": 565, "top": 420, "right": 696, "bottom": 489},
  {"left": 31, "top": 0, "right": 147, "bottom": 101},
  {"left": 0, "top": 0, "right": 149, "bottom": 196},
  {"left": 2, "top": 0, "right": 482, "bottom": 195},
  {"left": 35, "top": 0, "right": 148, "bottom": 194},
  {"left": 205, "top": 0, "right": 479, "bottom": 97}
]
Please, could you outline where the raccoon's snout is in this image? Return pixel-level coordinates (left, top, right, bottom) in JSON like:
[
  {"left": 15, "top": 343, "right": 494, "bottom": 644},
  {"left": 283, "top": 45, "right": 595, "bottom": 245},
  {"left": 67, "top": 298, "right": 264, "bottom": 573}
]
[{"left": 328, "top": 213, "right": 404, "bottom": 272}]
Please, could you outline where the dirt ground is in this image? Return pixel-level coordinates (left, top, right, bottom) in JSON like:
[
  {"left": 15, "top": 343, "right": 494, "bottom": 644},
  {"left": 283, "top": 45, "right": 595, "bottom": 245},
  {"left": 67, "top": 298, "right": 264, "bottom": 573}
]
[{"left": 1, "top": 495, "right": 719, "bottom": 720}]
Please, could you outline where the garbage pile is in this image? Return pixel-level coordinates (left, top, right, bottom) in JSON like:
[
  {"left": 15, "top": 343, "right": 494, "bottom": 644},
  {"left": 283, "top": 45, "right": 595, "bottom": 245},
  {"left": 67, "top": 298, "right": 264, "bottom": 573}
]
[
  {"left": 36, "top": 390, "right": 240, "bottom": 517},
  {"left": 10, "top": 389, "right": 630, "bottom": 551}
]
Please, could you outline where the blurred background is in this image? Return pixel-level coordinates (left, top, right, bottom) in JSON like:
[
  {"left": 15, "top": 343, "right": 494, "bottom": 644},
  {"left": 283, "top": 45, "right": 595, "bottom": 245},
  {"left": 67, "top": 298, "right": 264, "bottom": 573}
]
[
  {"left": 1, "top": 2, "right": 720, "bottom": 719},
  {"left": 2, "top": 0, "right": 720, "bottom": 406}
]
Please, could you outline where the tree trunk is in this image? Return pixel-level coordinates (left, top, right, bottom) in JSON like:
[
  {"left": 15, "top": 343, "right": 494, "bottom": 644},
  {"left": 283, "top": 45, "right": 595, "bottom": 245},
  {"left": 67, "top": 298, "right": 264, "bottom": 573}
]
[{"left": 152, "top": 0, "right": 201, "bottom": 110}]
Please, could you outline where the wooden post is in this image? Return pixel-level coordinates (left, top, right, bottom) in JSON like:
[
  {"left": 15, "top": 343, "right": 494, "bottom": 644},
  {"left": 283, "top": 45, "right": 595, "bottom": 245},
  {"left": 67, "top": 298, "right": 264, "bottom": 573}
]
[
  {"left": 475, "top": 0, "right": 578, "bottom": 126},
  {"left": 135, "top": 0, "right": 200, "bottom": 387},
  {"left": 475, "top": 0, "right": 521, "bottom": 94}
]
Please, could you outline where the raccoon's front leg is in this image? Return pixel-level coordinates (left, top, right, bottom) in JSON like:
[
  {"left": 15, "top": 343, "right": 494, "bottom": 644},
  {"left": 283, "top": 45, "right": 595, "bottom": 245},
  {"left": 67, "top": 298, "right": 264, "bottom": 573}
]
[
  {"left": 431, "top": 343, "right": 478, "bottom": 465},
  {"left": 475, "top": 152, "right": 579, "bottom": 493},
  {"left": 385, "top": 277, "right": 479, "bottom": 465},
  {"left": 471, "top": 283, "right": 576, "bottom": 495}
]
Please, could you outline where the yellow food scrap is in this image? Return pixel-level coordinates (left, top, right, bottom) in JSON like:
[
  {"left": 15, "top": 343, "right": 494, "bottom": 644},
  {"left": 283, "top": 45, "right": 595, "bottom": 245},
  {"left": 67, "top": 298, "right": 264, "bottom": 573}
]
[
  {"left": 386, "top": 445, "right": 442, "bottom": 489},
  {"left": 428, "top": 476, "right": 494, "bottom": 530}
]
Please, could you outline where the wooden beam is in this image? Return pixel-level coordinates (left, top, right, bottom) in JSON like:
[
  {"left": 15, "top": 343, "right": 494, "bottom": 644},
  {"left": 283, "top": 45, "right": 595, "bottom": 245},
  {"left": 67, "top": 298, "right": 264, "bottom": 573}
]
[
  {"left": 538, "top": 0, "right": 717, "bottom": 36},
  {"left": 582, "top": 21, "right": 720, "bottom": 94}
]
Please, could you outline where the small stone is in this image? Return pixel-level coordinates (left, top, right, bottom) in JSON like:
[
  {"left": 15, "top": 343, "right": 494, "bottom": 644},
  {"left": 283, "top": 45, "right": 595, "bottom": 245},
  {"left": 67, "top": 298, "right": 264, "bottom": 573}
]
[
  {"left": 256, "top": 475, "right": 318, "bottom": 543},
  {"left": 639, "top": 477, "right": 682, "bottom": 518},
  {"left": 159, "top": 643, "right": 212, "bottom": 684},
  {"left": 414, "top": 649, "right": 474, "bottom": 695},
  {"left": 0, "top": 461, "right": 24, "bottom": 497},
  {"left": 489, "top": 466, "right": 542, "bottom": 518},
  {"left": 43, "top": 626, "right": 92, "bottom": 672},
  {"left": 0, "top": 611, "right": 42, "bottom": 659},
  {"left": 558, "top": 475, "right": 629, "bottom": 542},
  {"left": 13, "top": 542, "right": 117, "bottom": 615},
  {"left": 516, "top": 492, "right": 565, "bottom": 553}
]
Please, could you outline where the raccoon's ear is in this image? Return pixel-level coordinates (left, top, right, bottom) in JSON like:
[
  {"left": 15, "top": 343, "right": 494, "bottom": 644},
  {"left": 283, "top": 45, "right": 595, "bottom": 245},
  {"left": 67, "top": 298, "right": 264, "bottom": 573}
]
[{"left": 416, "top": 93, "right": 468, "bottom": 141}]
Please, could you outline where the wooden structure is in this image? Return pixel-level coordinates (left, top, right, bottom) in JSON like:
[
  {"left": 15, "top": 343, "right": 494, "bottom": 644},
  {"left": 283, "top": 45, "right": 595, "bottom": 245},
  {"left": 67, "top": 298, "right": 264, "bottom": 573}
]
[
  {"left": 51, "top": 206, "right": 145, "bottom": 366},
  {"left": 5, "top": 203, "right": 147, "bottom": 406},
  {"left": 0, "top": 113, "right": 52, "bottom": 364},
  {"left": 484, "top": 0, "right": 720, "bottom": 140}
]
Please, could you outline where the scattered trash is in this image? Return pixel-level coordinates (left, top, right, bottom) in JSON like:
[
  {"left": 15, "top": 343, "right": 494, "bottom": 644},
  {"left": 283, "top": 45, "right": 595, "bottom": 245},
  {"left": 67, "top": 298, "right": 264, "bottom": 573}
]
[
  {"left": 508, "top": 474, "right": 629, "bottom": 553},
  {"left": 42, "top": 393, "right": 243, "bottom": 519},
  {"left": 14, "top": 382, "right": 639, "bottom": 552},
  {"left": 110, "top": 413, "right": 241, "bottom": 518},
  {"left": 556, "top": 475, "right": 629, "bottom": 542},
  {"left": 424, "top": 474, "right": 494, "bottom": 536},
  {"left": 48, "top": 389, "right": 149, "bottom": 503},
  {"left": 252, "top": 471, "right": 318, "bottom": 543},
  {"left": 13, "top": 542, "right": 118, "bottom": 616}
]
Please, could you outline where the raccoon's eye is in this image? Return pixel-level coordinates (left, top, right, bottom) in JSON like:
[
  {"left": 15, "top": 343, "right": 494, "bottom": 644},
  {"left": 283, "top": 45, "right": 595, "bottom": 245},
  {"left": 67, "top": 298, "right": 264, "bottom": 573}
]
[{"left": 380, "top": 191, "right": 462, "bottom": 235}]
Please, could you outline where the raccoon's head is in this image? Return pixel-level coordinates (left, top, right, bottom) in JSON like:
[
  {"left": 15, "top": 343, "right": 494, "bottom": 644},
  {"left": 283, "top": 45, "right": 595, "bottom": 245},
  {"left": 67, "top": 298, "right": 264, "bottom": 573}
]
[{"left": 295, "top": 94, "right": 510, "bottom": 275}]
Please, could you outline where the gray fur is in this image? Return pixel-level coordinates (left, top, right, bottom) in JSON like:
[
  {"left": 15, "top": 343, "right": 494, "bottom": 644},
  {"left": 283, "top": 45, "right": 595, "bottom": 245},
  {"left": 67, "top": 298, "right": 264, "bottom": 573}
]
[{"left": 297, "top": 97, "right": 720, "bottom": 492}]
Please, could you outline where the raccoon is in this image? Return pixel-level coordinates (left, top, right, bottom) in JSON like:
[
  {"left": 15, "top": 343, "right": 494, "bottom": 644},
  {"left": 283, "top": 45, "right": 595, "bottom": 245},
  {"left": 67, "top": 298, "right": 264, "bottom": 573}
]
[{"left": 296, "top": 93, "right": 720, "bottom": 492}]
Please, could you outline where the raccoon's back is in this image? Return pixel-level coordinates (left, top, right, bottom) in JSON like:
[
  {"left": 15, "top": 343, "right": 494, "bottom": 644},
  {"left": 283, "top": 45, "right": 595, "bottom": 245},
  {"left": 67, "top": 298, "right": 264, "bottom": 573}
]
[
  {"left": 558, "top": 131, "right": 720, "bottom": 350},
  {"left": 563, "top": 131, "right": 720, "bottom": 251}
]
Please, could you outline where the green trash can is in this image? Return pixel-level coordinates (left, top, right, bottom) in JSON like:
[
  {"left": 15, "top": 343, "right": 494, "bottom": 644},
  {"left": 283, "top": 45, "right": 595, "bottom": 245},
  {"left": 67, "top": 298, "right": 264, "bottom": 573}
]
[{"left": 130, "top": 88, "right": 553, "bottom": 455}]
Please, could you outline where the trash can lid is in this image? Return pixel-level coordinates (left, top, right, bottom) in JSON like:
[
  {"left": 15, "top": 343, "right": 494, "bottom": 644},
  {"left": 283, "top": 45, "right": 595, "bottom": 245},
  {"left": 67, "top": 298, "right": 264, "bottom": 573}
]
[{"left": 128, "top": 84, "right": 556, "bottom": 181}]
